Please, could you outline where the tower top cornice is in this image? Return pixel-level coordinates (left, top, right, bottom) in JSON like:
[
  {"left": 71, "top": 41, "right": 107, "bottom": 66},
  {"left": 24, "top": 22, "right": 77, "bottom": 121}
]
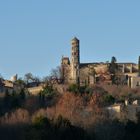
[{"left": 71, "top": 37, "right": 79, "bottom": 42}]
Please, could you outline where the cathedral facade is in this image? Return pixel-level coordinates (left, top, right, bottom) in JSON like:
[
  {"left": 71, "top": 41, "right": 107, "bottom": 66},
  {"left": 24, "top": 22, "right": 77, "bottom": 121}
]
[{"left": 61, "top": 37, "right": 140, "bottom": 86}]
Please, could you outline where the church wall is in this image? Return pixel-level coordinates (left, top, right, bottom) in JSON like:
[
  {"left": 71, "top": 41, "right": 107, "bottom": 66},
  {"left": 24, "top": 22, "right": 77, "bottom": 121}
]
[
  {"left": 61, "top": 38, "right": 140, "bottom": 87},
  {"left": 79, "top": 67, "right": 89, "bottom": 85}
]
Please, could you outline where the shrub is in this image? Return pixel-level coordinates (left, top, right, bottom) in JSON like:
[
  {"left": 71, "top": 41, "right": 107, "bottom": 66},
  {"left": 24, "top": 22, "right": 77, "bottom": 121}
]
[
  {"left": 68, "top": 84, "right": 79, "bottom": 94},
  {"left": 40, "top": 85, "right": 56, "bottom": 99},
  {"left": 32, "top": 116, "right": 51, "bottom": 129},
  {"left": 55, "top": 115, "right": 71, "bottom": 129},
  {"left": 0, "top": 109, "right": 29, "bottom": 125},
  {"left": 103, "top": 95, "right": 115, "bottom": 105}
]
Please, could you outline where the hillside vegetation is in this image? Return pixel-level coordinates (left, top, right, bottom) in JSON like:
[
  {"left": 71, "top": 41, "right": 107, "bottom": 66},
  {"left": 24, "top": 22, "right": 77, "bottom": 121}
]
[{"left": 0, "top": 84, "right": 140, "bottom": 140}]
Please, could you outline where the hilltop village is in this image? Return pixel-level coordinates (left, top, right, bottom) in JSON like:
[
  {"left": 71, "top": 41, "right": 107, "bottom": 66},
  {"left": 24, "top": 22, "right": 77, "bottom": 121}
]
[
  {"left": 1, "top": 37, "right": 140, "bottom": 96},
  {"left": 61, "top": 37, "right": 140, "bottom": 88},
  {"left": 1, "top": 38, "right": 140, "bottom": 140},
  {"left": 0, "top": 37, "right": 140, "bottom": 120}
]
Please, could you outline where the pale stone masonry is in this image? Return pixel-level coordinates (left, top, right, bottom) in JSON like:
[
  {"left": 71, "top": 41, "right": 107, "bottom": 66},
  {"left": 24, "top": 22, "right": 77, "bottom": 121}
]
[
  {"left": 61, "top": 37, "right": 140, "bottom": 87},
  {"left": 107, "top": 100, "right": 140, "bottom": 121}
]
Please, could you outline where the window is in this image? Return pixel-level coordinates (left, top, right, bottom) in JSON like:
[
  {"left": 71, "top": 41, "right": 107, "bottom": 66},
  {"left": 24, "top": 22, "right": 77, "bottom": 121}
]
[{"left": 136, "top": 82, "right": 140, "bottom": 86}]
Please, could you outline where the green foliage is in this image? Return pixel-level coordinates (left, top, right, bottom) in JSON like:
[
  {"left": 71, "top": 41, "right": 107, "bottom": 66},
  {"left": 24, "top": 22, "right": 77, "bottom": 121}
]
[
  {"left": 85, "top": 87, "right": 94, "bottom": 95},
  {"left": 26, "top": 115, "right": 89, "bottom": 140},
  {"left": 32, "top": 116, "right": 51, "bottom": 129},
  {"left": 26, "top": 116, "right": 52, "bottom": 140},
  {"left": 15, "top": 78, "right": 25, "bottom": 85},
  {"left": 11, "top": 91, "right": 21, "bottom": 108},
  {"left": 55, "top": 115, "right": 71, "bottom": 129},
  {"left": 4, "top": 89, "right": 10, "bottom": 102},
  {"left": 79, "top": 86, "right": 87, "bottom": 93},
  {"left": 109, "top": 56, "right": 119, "bottom": 84},
  {"left": 4, "top": 90, "right": 20, "bottom": 109},
  {"left": 68, "top": 84, "right": 89, "bottom": 94},
  {"left": 68, "top": 84, "right": 79, "bottom": 94},
  {"left": 103, "top": 94, "right": 115, "bottom": 105},
  {"left": 3, "top": 89, "right": 27, "bottom": 112},
  {"left": 40, "top": 85, "right": 56, "bottom": 99},
  {"left": 20, "top": 89, "right": 26, "bottom": 100},
  {"left": 111, "top": 56, "right": 117, "bottom": 63}
]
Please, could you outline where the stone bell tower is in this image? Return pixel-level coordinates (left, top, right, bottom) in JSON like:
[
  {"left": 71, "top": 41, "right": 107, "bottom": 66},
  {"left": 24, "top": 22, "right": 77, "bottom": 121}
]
[{"left": 71, "top": 37, "right": 80, "bottom": 84}]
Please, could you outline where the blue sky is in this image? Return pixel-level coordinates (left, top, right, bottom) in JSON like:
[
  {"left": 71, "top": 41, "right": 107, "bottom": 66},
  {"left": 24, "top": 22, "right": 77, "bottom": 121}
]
[{"left": 0, "top": 0, "right": 140, "bottom": 79}]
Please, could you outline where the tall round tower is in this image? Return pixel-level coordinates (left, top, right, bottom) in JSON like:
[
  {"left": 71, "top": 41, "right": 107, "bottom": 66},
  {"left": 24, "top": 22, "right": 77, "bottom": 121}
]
[{"left": 71, "top": 37, "right": 80, "bottom": 84}]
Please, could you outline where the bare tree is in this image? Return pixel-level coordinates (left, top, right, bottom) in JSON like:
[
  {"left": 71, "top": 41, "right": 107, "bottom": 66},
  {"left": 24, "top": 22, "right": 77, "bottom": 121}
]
[
  {"left": 34, "top": 76, "right": 41, "bottom": 83},
  {"left": 50, "top": 66, "right": 62, "bottom": 80},
  {"left": 24, "top": 73, "right": 34, "bottom": 83},
  {"left": 42, "top": 76, "right": 52, "bottom": 85}
]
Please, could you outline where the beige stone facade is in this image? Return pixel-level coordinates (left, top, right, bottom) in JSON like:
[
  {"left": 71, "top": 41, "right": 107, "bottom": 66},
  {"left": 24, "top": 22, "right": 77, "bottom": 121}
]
[
  {"left": 61, "top": 37, "right": 140, "bottom": 86},
  {"left": 128, "top": 77, "right": 140, "bottom": 88},
  {"left": 107, "top": 100, "right": 140, "bottom": 121}
]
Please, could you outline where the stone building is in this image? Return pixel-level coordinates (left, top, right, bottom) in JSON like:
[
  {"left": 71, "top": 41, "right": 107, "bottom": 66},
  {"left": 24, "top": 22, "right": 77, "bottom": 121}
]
[
  {"left": 61, "top": 37, "right": 140, "bottom": 86},
  {"left": 0, "top": 79, "right": 18, "bottom": 95},
  {"left": 107, "top": 100, "right": 140, "bottom": 122}
]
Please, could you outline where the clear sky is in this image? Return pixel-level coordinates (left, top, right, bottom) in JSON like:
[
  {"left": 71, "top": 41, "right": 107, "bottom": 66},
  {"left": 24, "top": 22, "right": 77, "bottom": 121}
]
[{"left": 0, "top": 0, "right": 140, "bottom": 79}]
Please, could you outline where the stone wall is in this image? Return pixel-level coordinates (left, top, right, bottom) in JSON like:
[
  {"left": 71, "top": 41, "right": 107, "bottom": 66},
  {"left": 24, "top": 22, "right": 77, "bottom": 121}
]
[{"left": 28, "top": 86, "right": 43, "bottom": 95}]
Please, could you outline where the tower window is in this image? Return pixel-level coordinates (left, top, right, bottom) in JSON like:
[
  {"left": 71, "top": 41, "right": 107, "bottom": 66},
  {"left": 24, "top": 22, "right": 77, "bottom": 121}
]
[{"left": 136, "top": 82, "right": 140, "bottom": 86}]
